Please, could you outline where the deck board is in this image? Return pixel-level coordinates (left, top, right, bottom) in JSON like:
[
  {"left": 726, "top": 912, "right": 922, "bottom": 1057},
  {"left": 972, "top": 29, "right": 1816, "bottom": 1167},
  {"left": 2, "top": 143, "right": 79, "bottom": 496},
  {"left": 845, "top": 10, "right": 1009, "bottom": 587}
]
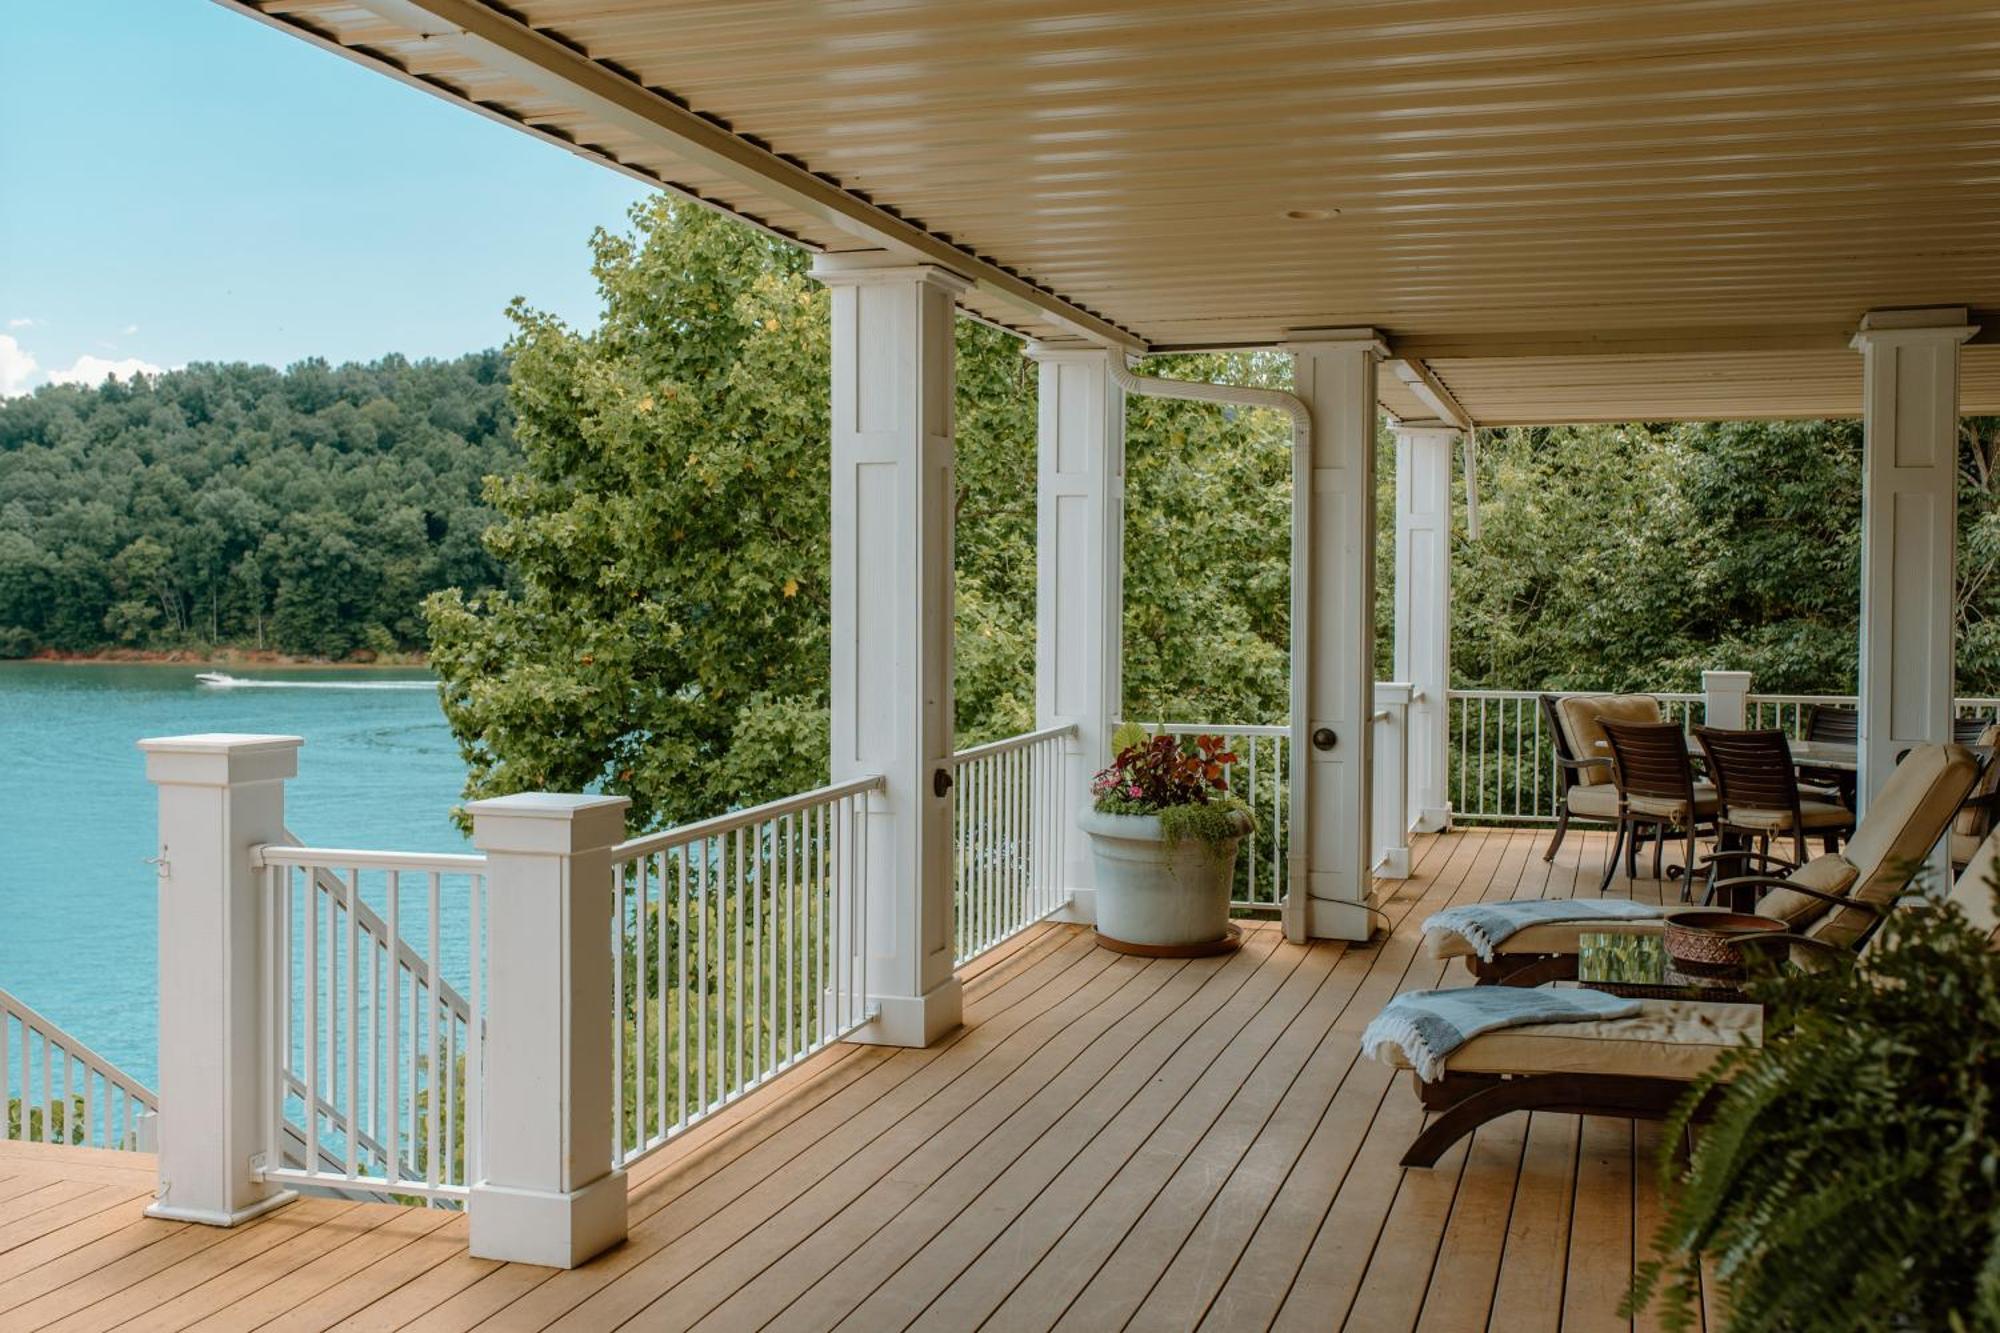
[{"left": 0, "top": 827, "right": 1703, "bottom": 1332}]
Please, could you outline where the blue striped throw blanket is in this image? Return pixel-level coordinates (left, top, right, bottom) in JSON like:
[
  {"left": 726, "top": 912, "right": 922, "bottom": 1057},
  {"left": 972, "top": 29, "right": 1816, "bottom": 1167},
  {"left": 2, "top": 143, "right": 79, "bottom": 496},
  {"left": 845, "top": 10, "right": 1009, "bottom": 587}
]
[
  {"left": 1361, "top": 986, "right": 1642, "bottom": 1082},
  {"left": 1424, "top": 898, "right": 1664, "bottom": 962}
]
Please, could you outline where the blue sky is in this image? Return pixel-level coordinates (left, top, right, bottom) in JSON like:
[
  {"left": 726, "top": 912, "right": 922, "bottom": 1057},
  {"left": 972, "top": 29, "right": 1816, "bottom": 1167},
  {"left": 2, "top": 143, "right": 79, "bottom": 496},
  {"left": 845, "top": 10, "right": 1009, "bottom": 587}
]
[{"left": 0, "top": 0, "right": 653, "bottom": 393}]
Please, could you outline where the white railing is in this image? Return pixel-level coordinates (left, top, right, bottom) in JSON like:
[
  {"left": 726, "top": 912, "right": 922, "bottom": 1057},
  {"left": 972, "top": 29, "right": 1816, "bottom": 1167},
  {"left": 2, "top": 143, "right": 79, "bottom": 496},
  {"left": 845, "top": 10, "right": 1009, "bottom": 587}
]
[
  {"left": 256, "top": 843, "right": 486, "bottom": 1204},
  {"left": 1, "top": 986, "right": 155, "bottom": 1151},
  {"left": 1448, "top": 688, "right": 2000, "bottom": 824},
  {"left": 606, "top": 776, "right": 878, "bottom": 1172},
  {"left": 952, "top": 725, "right": 1073, "bottom": 965},
  {"left": 1133, "top": 722, "right": 1290, "bottom": 911}
]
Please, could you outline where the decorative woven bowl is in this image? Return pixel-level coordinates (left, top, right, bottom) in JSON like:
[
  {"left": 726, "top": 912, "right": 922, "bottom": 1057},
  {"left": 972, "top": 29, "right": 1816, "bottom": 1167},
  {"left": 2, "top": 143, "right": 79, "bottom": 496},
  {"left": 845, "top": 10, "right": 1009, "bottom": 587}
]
[{"left": 1662, "top": 911, "right": 1788, "bottom": 979}]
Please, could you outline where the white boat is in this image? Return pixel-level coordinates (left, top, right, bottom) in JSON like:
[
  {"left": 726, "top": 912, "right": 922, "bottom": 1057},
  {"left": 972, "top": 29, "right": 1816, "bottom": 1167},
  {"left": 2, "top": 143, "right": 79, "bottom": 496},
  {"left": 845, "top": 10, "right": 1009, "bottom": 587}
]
[{"left": 194, "top": 671, "right": 240, "bottom": 687}]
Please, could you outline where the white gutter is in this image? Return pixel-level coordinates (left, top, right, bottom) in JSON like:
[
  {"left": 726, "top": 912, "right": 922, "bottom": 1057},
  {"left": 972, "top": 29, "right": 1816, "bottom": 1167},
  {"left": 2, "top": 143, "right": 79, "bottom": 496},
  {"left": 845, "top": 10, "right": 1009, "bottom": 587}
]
[
  {"left": 1107, "top": 357, "right": 1310, "bottom": 438},
  {"left": 1462, "top": 431, "right": 1483, "bottom": 540}
]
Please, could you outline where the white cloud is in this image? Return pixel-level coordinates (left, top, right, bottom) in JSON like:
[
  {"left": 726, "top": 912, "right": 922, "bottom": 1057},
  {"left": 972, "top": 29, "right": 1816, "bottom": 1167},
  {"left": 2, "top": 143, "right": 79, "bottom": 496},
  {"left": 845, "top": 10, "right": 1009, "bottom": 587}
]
[
  {"left": 6, "top": 317, "right": 33, "bottom": 330},
  {"left": 45, "top": 354, "right": 166, "bottom": 388},
  {"left": 0, "top": 336, "right": 39, "bottom": 396},
  {"left": 120, "top": 324, "right": 139, "bottom": 336}
]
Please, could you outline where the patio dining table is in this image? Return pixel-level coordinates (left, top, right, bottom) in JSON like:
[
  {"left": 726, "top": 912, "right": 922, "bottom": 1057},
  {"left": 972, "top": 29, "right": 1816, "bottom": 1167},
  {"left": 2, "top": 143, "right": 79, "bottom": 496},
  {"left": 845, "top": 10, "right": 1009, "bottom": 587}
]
[{"left": 1588, "top": 736, "right": 1858, "bottom": 771}]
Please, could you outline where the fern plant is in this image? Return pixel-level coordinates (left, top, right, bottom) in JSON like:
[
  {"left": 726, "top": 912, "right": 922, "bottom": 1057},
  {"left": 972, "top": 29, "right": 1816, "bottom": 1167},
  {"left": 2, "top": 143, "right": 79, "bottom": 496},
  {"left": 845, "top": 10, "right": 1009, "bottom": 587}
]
[{"left": 1627, "top": 891, "right": 2000, "bottom": 1331}]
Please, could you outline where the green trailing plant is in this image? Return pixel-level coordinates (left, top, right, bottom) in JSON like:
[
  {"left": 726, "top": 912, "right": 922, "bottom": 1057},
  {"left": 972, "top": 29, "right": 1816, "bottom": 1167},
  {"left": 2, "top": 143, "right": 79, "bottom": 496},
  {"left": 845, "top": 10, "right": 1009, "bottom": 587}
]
[
  {"left": 1091, "top": 727, "right": 1255, "bottom": 851},
  {"left": 1625, "top": 888, "right": 2000, "bottom": 1332}
]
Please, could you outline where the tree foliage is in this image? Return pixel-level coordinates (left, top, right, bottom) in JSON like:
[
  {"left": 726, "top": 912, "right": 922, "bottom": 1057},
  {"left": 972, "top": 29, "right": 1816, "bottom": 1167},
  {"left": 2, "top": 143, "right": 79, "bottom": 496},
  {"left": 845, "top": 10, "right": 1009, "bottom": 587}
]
[
  {"left": 425, "top": 202, "right": 1302, "bottom": 835},
  {"left": 0, "top": 353, "right": 514, "bottom": 658},
  {"left": 1451, "top": 417, "right": 2000, "bottom": 695}
]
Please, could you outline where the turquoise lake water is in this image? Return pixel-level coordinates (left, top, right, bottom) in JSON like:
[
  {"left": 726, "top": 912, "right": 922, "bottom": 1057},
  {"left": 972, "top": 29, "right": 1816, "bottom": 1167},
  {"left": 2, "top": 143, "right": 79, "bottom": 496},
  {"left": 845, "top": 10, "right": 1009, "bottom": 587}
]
[{"left": 0, "top": 663, "right": 468, "bottom": 1088}]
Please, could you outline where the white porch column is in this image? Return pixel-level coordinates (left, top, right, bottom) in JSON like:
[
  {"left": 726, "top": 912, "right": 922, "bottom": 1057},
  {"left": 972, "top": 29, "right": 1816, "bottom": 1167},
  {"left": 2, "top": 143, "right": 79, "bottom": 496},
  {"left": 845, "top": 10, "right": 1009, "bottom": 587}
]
[
  {"left": 1852, "top": 308, "right": 1976, "bottom": 820},
  {"left": 1028, "top": 340, "right": 1124, "bottom": 923},
  {"left": 1392, "top": 421, "right": 1459, "bottom": 832},
  {"left": 815, "top": 252, "right": 968, "bottom": 1047},
  {"left": 140, "top": 733, "right": 302, "bottom": 1227},
  {"left": 1287, "top": 331, "right": 1389, "bottom": 941},
  {"left": 1702, "top": 670, "right": 1753, "bottom": 729},
  {"left": 467, "top": 792, "right": 630, "bottom": 1269}
]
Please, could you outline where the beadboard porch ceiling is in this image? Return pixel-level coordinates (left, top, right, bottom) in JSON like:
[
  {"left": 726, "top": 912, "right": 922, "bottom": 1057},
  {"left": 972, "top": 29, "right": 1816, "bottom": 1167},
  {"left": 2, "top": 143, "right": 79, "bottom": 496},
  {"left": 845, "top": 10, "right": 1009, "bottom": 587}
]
[{"left": 222, "top": 0, "right": 2000, "bottom": 422}]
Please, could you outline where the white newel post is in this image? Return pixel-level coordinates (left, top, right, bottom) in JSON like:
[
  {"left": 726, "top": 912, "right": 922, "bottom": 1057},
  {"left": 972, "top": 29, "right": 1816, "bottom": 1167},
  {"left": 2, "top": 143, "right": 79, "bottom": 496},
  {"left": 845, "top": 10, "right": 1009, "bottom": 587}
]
[
  {"left": 1372, "top": 682, "right": 1414, "bottom": 879},
  {"left": 1287, "top": 331, "right": 1388, "bottom": 941},
  {"left": 467, "top": 792, "right": 630, "bottom": 1269},
  {"left": 815, "top": 252, "right": 967, "bottom": 1047},
  {"left": 1702, "top": 670, "right": 1752, "bottom": 729},
  {"left": 140, "top": 733, "right": 302, "bottom": 1227},
  {"left": 1392, "top": 421, "right": 1458, "bottom": 832},
  {"left": 1853, "top": 309, "right": 1975, "bottom": 869},
  {"left": 1028, "top": 340, "right": 1124, "bottom": 924}
]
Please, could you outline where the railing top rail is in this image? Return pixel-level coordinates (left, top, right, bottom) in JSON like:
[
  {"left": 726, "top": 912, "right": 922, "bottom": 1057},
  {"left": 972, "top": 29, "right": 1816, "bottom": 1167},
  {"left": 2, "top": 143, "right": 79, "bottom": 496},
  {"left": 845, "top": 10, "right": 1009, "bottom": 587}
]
[
  {"left": 0, "top": 984, "right": 156, "bottom": 1105},
  {"left": 256, "top": 846, "right": 488, "bottom": 874},
  {"left": 1123, "top": 721, "right": 1290, "bottom": 738},
  {"left": 1446, "top": 688, "right": 1703, "bottom": 702},
  {"left": 611, "top": 773, "right": 885, "bottom": 862},
  {"left": 951, "top": 723, "right": 1076, "bottom": 764},
  {"left": 1746, "top": 692, "right": 1856, "bottom": 704}
]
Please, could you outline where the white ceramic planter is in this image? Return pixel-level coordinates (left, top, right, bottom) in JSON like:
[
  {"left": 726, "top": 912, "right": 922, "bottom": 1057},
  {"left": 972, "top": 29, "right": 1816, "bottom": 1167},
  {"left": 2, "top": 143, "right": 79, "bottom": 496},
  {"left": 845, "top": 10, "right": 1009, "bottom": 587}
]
[{"left": 1078, "top": 806, "right": 1251, "bottom": 956}]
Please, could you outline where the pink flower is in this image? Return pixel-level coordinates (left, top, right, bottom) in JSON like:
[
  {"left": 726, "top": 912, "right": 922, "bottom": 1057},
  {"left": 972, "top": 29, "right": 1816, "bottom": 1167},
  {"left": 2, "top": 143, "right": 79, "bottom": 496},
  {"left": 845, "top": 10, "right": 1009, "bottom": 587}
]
[{"left": 1127, "top": 784, "right": 1142, "bottom": 798}]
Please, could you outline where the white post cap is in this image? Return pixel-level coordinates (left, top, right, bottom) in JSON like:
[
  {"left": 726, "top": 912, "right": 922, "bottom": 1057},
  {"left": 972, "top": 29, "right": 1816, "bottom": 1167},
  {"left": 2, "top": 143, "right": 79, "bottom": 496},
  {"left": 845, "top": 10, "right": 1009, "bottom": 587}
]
[
  {"left": 138, "top": 734, "right": 302, "bottom": 786},
  {"left": 467, "top": 792, "right": 631, "bottom": 855}
]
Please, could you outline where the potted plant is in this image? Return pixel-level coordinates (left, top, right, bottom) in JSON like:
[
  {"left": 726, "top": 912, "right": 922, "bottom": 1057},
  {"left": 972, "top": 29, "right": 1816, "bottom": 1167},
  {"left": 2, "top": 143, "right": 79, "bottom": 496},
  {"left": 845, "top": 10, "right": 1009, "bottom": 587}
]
[
  {"left": 1626, "top": 884, "right": 2000, "bottom": 1331},
  {"left": 1077, "top": 726, "right": 1257, "bottom": 956}
]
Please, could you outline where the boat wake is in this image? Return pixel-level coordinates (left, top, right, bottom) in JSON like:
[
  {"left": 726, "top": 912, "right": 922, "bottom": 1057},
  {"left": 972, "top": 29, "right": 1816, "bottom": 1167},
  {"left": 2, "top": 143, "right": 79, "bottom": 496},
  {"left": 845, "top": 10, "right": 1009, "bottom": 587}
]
[{"left": 195, "top": 672, "right": 432, "bottom": 691}]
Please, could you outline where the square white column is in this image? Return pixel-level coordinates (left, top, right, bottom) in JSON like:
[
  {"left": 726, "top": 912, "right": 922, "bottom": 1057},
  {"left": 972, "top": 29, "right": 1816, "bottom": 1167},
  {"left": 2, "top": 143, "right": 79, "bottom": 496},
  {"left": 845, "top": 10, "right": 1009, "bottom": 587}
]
[
  {"left": 1027, "top": 340, "right": 1123, "bottom": 922},
  {"left": 1852, "top": 308, "right": 1976, "bottom": 834},
  {"left": 1392, "top": 421, "right": 1459, "bottom": 833},
  {"left": 467, "top": 793, "right": 631, "bottom": 1269},
  {"left": 1287, "top": 331, "right": 1388, "bottom": 941},
  {"left": 814, "top": 251, "right": 969, "bottom": 1047},
  {"left": 140, "top": 733, "right": 303, "bottom": 1227}
]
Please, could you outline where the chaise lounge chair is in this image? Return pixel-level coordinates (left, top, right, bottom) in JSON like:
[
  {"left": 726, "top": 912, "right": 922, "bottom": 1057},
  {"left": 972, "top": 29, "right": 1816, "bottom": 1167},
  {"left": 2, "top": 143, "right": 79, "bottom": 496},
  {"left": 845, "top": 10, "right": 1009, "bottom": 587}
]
[
  {"left": 1387, "top": 821, "right": 2000, "bottom": 1167},
  {"left": 1427, "top": 742, "right": 1978, "bottom": 987}
]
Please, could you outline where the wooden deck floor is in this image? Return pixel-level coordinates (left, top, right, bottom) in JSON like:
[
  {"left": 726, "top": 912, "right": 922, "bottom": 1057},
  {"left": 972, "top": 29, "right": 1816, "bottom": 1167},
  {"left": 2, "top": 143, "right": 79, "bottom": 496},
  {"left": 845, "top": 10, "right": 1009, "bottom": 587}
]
[{"left": 0, "top": 825, "right": 1712, "bottom": 1332}]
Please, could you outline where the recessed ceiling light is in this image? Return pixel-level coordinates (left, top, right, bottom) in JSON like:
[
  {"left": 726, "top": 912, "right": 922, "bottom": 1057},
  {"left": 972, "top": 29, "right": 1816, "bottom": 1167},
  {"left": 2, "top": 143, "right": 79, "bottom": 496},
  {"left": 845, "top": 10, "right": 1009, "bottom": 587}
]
[{"left": 1282, "top": 208, "right": 1339, "bottom": 221}]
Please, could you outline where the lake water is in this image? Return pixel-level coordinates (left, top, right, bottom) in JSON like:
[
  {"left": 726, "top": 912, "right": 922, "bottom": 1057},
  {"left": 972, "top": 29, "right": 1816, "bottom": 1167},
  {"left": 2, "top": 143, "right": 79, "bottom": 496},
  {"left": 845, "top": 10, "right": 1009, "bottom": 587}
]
[{"left": 0, "top": 663, "right": 468, "bottom": 1088}]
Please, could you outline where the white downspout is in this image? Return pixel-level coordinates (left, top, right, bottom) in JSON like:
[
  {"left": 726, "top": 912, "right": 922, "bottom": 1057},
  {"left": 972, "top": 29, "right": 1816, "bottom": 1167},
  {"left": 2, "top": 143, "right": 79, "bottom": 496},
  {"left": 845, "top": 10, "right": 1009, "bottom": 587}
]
[{"left": 1107, "top": 358, "right": 1316, "bottom": 941}]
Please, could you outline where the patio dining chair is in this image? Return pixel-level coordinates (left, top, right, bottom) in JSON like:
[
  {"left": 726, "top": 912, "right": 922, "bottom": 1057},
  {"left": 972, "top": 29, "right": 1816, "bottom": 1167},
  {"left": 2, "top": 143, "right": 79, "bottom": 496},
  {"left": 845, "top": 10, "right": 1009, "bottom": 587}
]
[
  {"left": 1599, "top": 719, "right": 1718, "bottom": 896},
  {"left": 1539, "top": 692, "right": 1619, "bottom": 862},
  {"left": 1800, "top": 703, "right": 1859, "bottom": 808},
  {"left": 1694, "top": 725, "right": 1855, "bottom": 876},
  {"left": 1545, "top": 693, "right": 1663, "bottom": 863}
]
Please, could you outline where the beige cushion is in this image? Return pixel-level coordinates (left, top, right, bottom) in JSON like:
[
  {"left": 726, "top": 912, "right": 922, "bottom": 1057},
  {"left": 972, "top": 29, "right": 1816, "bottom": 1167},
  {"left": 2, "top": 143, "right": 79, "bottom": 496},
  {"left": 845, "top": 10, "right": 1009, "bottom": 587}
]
[
  {"left": 1557, "top": 694, "right": 1663, "bottom": 787},
  {"left": 1383, "top": 999, "right": 1762, "bottom": 1081},
  {"left": 1565, "top": 785, "right": 1621, "bottom": 819},
  {"left": 1951, "top": 830, "right": 1983, "bottom": 869},
  {"left": 1801, "top": 743, "right": 1979, "bottom": 950},
  {"left": 1725, "top": 798, "right": 1853, "bottom": 833},
  {"left": 1951, "top": 723, "right": 2000, "bottom": 838},
  {"left": 1949, "top": 827, "right": 2000, "bottom": 944},
  {"left": 1628, "top": 782, "right": 1719, "bottom": 821},
  {"left": 1754, "top": 852, "right": 1857, "bottom": 927}
]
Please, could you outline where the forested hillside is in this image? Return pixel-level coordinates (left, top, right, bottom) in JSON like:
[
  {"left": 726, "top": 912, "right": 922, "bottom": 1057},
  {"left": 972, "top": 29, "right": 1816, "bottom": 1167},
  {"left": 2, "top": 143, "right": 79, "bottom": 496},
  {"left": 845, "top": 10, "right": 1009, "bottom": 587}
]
[{"left": 0, "top": 354, "right": 515, "bottom": 659}]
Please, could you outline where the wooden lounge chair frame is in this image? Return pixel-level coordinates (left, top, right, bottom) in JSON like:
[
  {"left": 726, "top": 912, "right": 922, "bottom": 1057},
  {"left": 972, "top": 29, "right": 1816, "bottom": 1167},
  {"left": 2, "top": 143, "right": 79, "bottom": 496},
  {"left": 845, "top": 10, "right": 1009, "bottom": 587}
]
[{"left": 1402, "top": 893, "right": 1885, "bottom": 1168}]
